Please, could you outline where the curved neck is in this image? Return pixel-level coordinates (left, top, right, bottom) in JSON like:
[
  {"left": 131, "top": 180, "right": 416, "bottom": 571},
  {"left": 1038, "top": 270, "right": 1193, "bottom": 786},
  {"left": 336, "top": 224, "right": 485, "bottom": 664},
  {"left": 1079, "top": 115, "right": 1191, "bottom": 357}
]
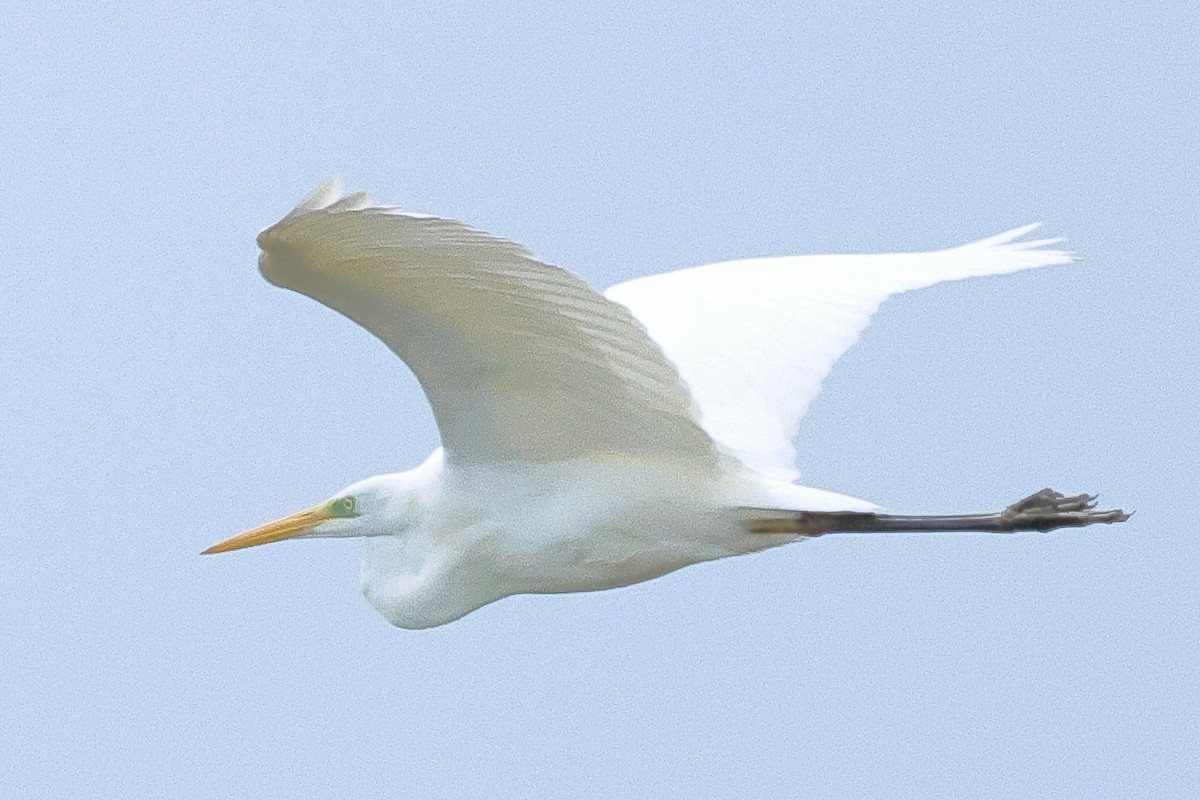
[{"left": 359, "top": 534, "right": 503, "bottom": 629}]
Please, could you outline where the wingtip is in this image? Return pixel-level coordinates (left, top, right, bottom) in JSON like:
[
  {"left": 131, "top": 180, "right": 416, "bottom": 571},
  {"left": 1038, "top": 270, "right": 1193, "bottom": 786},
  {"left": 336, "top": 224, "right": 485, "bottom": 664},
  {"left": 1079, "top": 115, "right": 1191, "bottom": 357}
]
[
  {"left": 956, "top": 222, "right": 1079, "bottom": 267},
  {"left": 260, "top": 177, "right": 348, "bottom": 245},
  {"left": 289, "top": 176, "right": 344, "bottom": 217},
  {"left": 327, "top": 190, "right": 374, "bottom": 212},
  {"left": 967, "top": 222, "right": 1043, "bottom": 249}
]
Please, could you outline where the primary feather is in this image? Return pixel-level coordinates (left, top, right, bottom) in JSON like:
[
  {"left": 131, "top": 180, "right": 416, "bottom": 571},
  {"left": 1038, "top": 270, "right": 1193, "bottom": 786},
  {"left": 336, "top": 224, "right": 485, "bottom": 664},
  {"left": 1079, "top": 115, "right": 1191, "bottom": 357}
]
[
  {"left": 255, "top": 177, "right": 718, "bottom": 468},
  {"left": 258, "top": 178, "right": 1072, "bottom": 481},
  {"left": 606, "top": 227, "right": 1075, "bottom": 479}
]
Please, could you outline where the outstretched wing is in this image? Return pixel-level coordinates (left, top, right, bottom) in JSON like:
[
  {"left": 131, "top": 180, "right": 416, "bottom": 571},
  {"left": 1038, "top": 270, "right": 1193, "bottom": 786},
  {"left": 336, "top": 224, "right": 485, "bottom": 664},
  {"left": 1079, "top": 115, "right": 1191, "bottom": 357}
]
[
  {"left": 256, "top": 179, "right": 718, "bottom": 468},
  {"left": 605, "top": 226, "right": 1075, "bottom": 479}
]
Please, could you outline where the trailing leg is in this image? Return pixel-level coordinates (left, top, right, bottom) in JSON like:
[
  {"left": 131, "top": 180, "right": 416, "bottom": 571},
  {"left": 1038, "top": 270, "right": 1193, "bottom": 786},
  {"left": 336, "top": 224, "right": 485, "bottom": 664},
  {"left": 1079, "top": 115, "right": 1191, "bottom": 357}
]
[{"left": 742, "top": 488, "right": 1130, "bottom": 537}]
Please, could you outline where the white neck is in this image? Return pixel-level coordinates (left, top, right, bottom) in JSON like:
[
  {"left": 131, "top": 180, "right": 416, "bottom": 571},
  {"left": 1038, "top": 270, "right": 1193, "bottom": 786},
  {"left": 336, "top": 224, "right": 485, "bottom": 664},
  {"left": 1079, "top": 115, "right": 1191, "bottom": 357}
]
[{"left": 354, "top": 449, "right": 508, "bottom": 628}]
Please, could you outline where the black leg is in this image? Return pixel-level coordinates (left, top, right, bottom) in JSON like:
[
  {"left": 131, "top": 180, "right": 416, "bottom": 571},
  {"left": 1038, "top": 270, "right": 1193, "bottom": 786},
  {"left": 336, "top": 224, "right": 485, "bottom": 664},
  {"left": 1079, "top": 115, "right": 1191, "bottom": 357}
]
[{"left": 743, "top": 488, "right": 1130, "bottom": 537}]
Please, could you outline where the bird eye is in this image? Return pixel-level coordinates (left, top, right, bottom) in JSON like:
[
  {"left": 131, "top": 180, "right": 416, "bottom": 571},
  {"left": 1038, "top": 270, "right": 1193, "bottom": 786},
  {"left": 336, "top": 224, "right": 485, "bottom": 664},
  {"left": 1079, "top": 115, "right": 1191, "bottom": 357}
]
[{"left": 330, "top": 496, "right": 357, "bottom": 517}]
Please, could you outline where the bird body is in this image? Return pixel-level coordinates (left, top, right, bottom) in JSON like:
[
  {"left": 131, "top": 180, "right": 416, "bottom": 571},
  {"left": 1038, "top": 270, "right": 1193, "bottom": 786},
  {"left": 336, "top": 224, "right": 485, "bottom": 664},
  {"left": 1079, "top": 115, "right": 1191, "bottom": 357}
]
[
  {"left": 354, "top": 449, "right": 875, "bottom": 628},
  {"left": 204, "top": 179, "right": 1126, "bottom": 629}
]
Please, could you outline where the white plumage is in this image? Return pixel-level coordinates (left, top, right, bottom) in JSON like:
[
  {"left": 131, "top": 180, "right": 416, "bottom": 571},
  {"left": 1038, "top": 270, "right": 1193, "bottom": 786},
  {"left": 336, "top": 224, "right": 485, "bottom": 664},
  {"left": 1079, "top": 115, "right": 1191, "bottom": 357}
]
[
  {"left": 607, "top": 225, "right": 1072, "bottom": 478},
  {"left": 257, "top": 178, "right": 717, "bottom": 469},
  {"left": 204, "top": 179, "right": 1109, "bottom": 630}
]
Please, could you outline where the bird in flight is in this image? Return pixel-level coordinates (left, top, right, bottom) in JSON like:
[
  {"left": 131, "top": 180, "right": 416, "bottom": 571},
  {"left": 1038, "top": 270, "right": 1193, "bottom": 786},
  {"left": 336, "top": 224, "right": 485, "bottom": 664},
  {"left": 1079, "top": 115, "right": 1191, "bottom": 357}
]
[{"left": 204, "top": 179, "right": 1127, "bottom": 629}]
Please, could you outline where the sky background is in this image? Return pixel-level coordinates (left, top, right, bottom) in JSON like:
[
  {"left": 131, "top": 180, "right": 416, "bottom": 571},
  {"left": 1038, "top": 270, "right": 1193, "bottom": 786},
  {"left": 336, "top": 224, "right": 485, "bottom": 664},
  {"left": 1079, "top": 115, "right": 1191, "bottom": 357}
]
[{"left": 2, "top": 2, "right": 1196, "bottom": 798}]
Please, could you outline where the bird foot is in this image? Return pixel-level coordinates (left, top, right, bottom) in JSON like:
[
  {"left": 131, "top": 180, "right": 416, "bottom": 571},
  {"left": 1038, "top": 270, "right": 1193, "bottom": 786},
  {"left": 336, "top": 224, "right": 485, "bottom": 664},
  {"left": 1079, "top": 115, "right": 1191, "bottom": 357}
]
[{"left": 998, "top": 488, "right": 1130, "bottom": 532}]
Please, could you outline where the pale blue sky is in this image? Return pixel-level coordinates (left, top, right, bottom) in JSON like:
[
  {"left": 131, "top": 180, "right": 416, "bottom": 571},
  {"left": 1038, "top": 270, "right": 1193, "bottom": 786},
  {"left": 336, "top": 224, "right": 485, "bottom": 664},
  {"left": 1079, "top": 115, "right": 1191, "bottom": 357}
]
[{"left": 2, "top": 2, "right": 1196, "bottom": 798}]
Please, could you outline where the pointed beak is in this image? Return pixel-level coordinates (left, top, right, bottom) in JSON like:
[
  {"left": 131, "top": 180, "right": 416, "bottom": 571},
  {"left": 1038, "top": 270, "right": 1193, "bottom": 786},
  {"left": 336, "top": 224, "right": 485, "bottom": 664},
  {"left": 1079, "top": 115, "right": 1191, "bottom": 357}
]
[{"left": 202, "top": 506, "right": 331, "bottom": 555}]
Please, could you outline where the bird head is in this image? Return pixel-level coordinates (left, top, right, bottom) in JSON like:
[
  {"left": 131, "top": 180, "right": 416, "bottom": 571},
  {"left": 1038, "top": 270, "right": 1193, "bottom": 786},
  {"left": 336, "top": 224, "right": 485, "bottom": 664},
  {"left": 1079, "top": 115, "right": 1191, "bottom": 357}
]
[{"left": 201, "top": 474, "right": 413, "bottom": 555}]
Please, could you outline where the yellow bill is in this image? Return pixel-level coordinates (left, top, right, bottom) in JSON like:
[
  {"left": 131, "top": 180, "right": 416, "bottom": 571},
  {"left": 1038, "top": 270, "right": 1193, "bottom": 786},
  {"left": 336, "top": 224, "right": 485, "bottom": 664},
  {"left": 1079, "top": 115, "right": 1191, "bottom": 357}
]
[{"left": 202, "top": 505, "right": 331, "bottom": 555}]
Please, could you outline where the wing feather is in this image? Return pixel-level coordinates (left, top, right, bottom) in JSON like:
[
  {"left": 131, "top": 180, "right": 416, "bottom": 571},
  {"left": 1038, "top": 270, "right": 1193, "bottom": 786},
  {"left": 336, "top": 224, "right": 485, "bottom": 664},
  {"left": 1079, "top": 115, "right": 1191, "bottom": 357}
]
[
  {"left": 605, "top": 227, "right": 1075, "bottom": 479},
  {"left": 257, "top": 179, "right": 719, "bottom": 468}
]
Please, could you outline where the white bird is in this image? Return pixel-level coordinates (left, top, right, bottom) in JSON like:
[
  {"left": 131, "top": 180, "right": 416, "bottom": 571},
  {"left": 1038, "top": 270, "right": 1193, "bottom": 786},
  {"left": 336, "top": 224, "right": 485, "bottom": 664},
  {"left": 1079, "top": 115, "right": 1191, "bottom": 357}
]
[{"left": 204, "top": 179, "right": 1127, "bottom": 629}]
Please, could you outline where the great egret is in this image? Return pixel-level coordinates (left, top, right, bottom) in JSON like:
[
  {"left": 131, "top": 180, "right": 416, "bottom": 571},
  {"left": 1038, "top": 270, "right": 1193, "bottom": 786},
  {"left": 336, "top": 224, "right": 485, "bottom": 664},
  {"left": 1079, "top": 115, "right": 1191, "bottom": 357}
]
[{"left": 203, "top": 179, "right": 1127, "bottom": 629}]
